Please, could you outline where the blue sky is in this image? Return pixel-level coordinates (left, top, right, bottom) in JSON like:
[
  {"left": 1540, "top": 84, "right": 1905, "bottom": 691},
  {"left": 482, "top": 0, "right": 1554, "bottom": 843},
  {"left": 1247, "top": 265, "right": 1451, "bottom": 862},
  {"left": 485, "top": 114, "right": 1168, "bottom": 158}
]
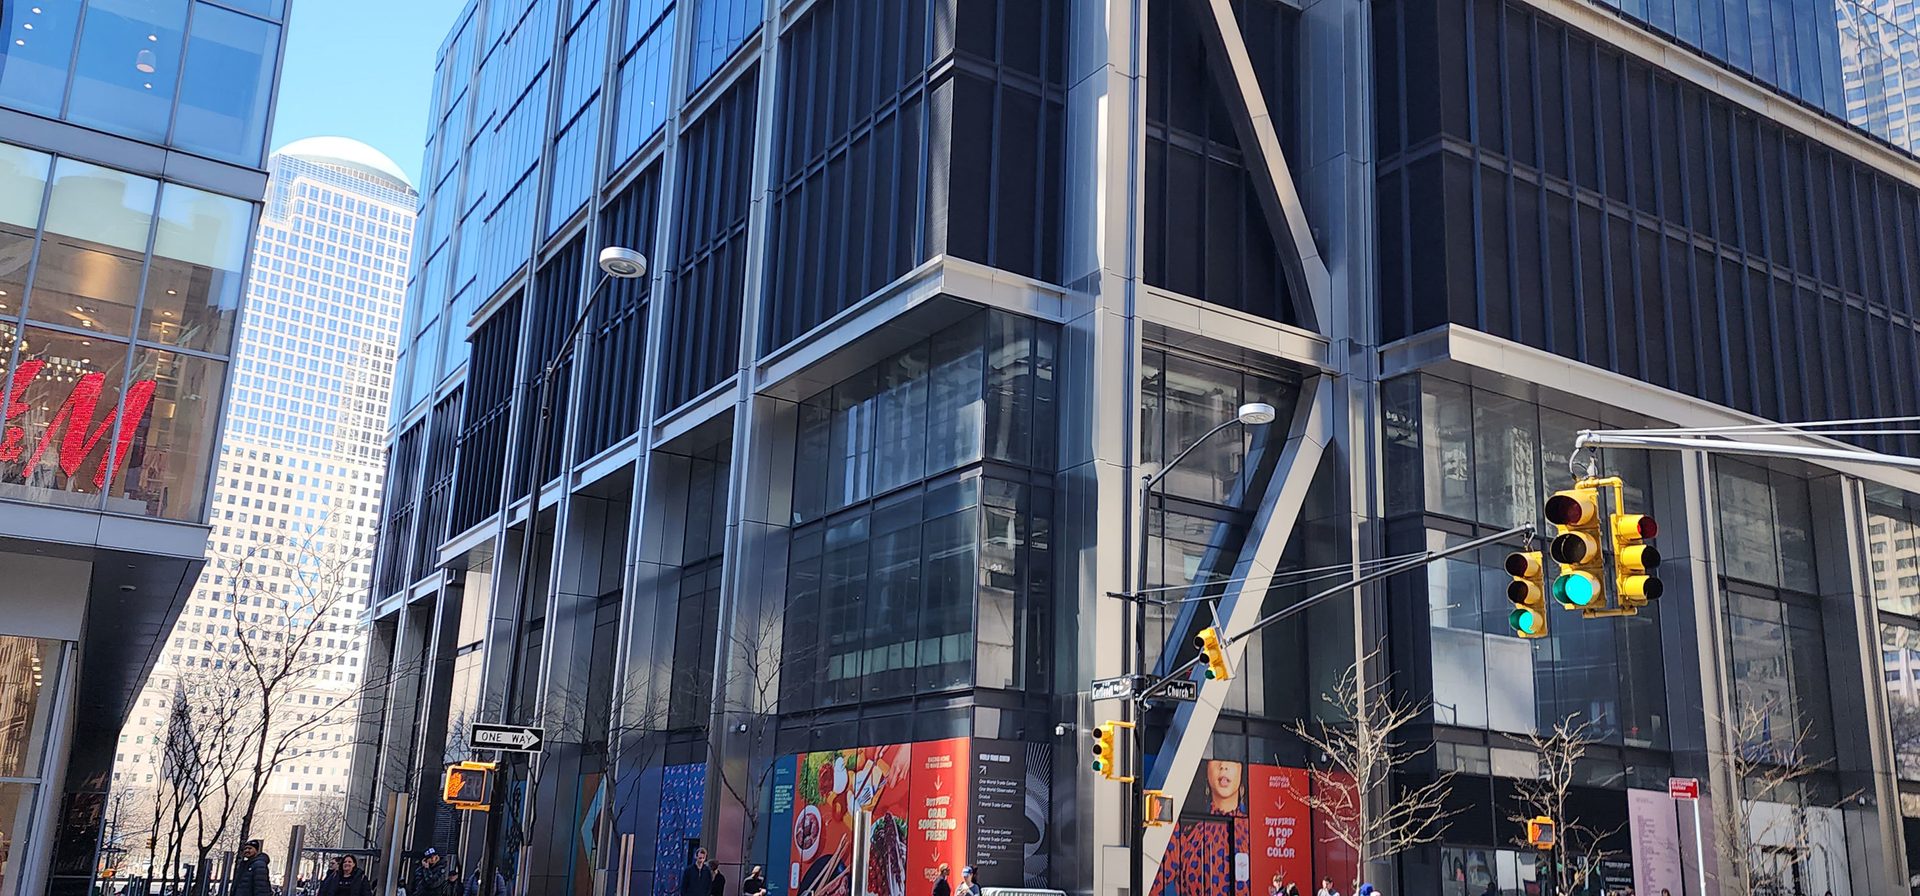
[{"left": 268, "top": 0, "right": 471, "bottom": 188}]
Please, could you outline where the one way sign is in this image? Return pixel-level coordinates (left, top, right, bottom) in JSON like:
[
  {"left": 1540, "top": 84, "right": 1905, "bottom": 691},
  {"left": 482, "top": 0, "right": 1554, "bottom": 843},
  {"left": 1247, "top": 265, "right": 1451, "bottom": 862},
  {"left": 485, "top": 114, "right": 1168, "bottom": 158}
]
[{"left": 471, "top": 723, "right": 544, "bottom": 754}]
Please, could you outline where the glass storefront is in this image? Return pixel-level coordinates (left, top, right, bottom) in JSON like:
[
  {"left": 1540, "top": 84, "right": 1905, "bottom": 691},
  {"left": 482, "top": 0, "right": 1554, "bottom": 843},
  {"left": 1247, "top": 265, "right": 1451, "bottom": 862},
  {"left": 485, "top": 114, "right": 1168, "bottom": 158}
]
[
  {"left": 0, "top": 142, "right": 245, "bottom": 521},
  {"left": 0, "top": 635, "right": 66, "bottom": 896}
]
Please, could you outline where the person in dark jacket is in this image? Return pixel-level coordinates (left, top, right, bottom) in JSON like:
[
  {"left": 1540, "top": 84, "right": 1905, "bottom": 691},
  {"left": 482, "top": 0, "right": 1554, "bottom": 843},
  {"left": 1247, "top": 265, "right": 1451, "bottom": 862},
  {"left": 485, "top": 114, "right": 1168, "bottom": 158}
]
[
  {"left": 680, "top": 848, "right": 714, "bottom": 896},
  {"left": 414, "top": 849, "right": 453, "bottom": 896},
  {"left": 741, "top": 866, "right": 767, "bottom": 896},
  {"left": 932, "top": 864, "right": 952, "bottom": 896},
  {"left": 709, "top": 868, "right": 728, "bottom": 896},
  {"left": 318, "top": 855, "right": 374, "bottom": 896},
  {"left": 229, "top": 840, "right": 273, "bottom": 896}
]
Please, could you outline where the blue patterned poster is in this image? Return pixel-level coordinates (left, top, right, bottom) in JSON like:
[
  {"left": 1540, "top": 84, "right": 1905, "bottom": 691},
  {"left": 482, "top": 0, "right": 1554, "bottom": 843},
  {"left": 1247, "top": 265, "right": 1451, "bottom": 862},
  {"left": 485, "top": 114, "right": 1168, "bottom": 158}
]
[{"left": 652, "top": 761, "right": 708, "bottom": 896}]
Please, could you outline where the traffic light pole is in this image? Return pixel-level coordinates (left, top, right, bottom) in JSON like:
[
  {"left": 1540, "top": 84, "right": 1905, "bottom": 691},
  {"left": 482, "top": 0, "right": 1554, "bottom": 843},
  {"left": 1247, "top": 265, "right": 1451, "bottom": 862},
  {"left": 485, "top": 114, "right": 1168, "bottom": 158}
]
[{"left": 1573, "top": 424, "right": 1920, "bottom": 473}]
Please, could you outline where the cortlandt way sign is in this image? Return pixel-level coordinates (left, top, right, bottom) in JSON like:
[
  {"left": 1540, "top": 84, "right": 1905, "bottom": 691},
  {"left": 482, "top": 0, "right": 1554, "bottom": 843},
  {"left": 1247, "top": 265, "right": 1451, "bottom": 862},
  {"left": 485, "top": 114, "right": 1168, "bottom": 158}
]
[{"left": 471, "top": 723, "right": 544, "bottom": 753}]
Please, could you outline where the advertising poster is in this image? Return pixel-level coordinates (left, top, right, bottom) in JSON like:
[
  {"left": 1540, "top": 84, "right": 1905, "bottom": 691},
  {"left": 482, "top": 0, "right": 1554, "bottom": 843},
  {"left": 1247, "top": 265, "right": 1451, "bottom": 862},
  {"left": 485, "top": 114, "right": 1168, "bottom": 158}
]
[
  {"left": 1020, "top": 742, "right": 1053, "bottom": 884},
  {"left": 787, "top": 744, "right": 915, "bottom": 896},
  {"left": 768, "top": 760, "right": 797, "bottom": 896},
  {"left": 1309, "top": 771, "right": 1358, "bottom": 892},
  {"left": 909, "top": 738, "right": 970, "bottom": 892},
  {"left": 1149, "top": 820, "right": 1234, "bottom": 896},
  {"left": 1246, "top": 764, "right": 1313, "bottom": 892},
  {"left": 653, "top": 762, "right": 708, "bottom": 896},
  {"left": 1626, "top": 788, "right": 1685, "bottom": 896}
]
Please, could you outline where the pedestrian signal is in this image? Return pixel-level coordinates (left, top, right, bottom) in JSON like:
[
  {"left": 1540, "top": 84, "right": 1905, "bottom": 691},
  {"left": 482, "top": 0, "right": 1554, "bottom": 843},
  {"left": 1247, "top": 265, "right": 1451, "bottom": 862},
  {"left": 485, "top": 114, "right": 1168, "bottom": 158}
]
[{"left": 443, "top": 761, "right": 494, "bottom": 809}]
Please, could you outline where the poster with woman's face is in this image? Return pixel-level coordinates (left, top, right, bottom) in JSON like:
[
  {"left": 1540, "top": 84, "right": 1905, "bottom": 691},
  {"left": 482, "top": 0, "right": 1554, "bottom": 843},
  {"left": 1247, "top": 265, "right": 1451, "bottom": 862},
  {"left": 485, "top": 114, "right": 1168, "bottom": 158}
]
[{"left": 1204, "top": 760, "right": 1246, "bottom": 817}]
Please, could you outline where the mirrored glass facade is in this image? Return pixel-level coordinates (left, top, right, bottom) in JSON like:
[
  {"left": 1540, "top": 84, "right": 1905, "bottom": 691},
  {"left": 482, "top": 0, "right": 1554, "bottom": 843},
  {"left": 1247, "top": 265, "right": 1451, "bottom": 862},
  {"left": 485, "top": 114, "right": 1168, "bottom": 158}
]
[
  {"left": 362, "top": 0, "right": 1920, "bottom": 891},
  {"left": 0, "top": 0, "right": 285, "bottom": 167}
]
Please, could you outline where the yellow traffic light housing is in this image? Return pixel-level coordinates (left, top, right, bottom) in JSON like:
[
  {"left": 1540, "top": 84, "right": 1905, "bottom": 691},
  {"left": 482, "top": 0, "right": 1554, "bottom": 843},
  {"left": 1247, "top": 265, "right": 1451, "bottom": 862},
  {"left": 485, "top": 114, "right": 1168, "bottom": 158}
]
[
  {"left": 1612, "top": 511, "right": 1662, "bottom": 607},
  {"left": 1504, "top": 550, "right": 1548, "bottom": 639},
  {"left": 1144, "top": 790, "right": 1175, "bottom": 827},
  {"left": 1194, "top": 627, "right": 1231, "bottom": 680},
  {"left": 1526, "top": 816, "right": 1556, "bottom": 849},
  {"left": 1546, "top": 485, "right": 1606, "bottom": 611},
  {"left": 1090, "top": 721, "right": 1134, "bottom": 782},
  {"left": 443, "top": 761, "right": 495, "bottom": 809}
]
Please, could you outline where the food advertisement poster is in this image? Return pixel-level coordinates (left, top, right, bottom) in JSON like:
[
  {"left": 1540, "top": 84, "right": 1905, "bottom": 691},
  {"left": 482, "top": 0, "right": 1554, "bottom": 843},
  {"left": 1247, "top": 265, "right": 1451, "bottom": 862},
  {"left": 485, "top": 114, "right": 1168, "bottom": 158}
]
[
  {"left": 909, "top": 738, "right": 969, "bottom": 891},
  {"left": 1247, "top": 764, "right": 1313, "bottom": 891},
  {"left": 771, "top": 738, "right": 1049, "bottom": 896},
  {"left": 786, "top": 744, "right": 913, "bottom": 896}
]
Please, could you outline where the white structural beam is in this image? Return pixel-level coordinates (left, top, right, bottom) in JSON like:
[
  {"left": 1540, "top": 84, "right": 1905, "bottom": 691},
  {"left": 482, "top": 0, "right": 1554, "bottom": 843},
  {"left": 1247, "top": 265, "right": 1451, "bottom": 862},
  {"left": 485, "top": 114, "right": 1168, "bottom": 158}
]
[
  {"left": 1139, "top": 374, "right": 1335, "bottom": 879},
  {"left": 1185, "top": 0, "right": 1334, "bottom": 330}
]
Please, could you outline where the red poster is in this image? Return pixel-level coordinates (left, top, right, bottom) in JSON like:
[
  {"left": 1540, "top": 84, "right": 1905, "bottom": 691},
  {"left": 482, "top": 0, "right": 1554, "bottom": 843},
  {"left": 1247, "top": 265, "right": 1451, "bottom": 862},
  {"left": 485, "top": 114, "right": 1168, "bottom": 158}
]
[
  {"left": 1309, "top": 771, "right": 1359, "bottom": 893},
  {"left": 908, "top": 738, "right": 969, "bottom": 894},
  {"left": 790, "top": 750, "right": 857, "bottom": 896},
  {"left": 863, "top": 743, "right": 914, "bottom": 896},
  {"left": 788, "top": 743, "right": 942, "bottom": 896},
  {"left": 1246, "top": 765, "right": 1313, "bottom": 893}
]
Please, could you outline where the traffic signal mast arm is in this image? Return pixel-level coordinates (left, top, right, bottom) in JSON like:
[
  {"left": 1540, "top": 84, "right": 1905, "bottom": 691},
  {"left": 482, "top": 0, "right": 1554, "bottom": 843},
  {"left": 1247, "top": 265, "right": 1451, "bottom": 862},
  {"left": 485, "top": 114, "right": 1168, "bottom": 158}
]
[
  {"left": 1572, "top": 420, "right": 1920, "bottom": 474},
  {"left": 1135, "top": 521, "right": 1535, "bottom": 704}
]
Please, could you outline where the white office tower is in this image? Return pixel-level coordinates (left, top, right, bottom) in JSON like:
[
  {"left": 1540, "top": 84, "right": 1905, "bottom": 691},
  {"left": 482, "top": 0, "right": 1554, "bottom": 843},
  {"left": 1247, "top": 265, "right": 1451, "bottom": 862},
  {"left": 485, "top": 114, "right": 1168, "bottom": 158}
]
[{"left": 111, "top": 137, "right": 416, "bottom": 864}]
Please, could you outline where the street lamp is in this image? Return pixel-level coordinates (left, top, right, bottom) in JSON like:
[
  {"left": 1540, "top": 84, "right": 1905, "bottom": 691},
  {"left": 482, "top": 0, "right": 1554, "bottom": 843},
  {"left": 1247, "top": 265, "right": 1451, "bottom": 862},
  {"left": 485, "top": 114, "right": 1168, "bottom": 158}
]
[
  {"left": 488, "top": 244, "right": 647, "bottom": 894},
  {"left": 1128, "top": 401, "right": 1277, "bottom": 896}
]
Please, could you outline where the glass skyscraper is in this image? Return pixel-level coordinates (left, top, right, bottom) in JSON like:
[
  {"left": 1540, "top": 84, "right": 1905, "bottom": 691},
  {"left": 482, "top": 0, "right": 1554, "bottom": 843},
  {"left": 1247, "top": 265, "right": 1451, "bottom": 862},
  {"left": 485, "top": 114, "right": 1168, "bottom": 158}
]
[
  {"left": 358, "top": 0, "right": 1920, "bottom": 894},
  {"left": 108, "top": 137, "right": 413, "bottom": 871},
  {"left": 0, "top": 2, "right": 288, "bottom": 894}
]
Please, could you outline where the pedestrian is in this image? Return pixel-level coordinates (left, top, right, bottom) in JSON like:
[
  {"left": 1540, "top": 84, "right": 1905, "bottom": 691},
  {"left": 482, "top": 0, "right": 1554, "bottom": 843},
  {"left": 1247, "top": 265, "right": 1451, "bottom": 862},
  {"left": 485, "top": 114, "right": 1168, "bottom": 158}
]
[
  {"left": 1317, "top": 878, "right": 1340, "bottom": 896},
  {"left": 956, "top": 866, "right": 981, "bottom": 896},
  {"left": 1268, "top": 874, "right": 1283, "bottom": 896},
  {"left": 742, "top": 865, "right": 767, "bottom": 896},
  {"left": 1285, "top": 885, "right": 1300, "bottom": 896},
  {"left": 933, "top": 864, "right": 953, "bottom": 896},
  {"left": 1356, "top": 886, "right": 1377, "bottom": 896},
  {"left": 318, "top": 855, "right": 374, "bottom": 896},
  {"left": 710, "top": 866, "right": 728, "bottom": 896},
  {"left": 230, "top": 840, "right": 273, "bottom": 896},
  {"left": 414, "top": 849, "right": 452, "bottom": 896},
  {"left": 680, "top": 848, "right": 714, "bottom": 896}
]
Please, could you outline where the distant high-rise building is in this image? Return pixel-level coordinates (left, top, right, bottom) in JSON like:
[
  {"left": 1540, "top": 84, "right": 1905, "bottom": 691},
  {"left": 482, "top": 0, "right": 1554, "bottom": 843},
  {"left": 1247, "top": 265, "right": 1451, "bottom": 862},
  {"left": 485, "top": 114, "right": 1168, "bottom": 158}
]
[
  {"left": 0, "top": 3, "right": 289, "bottom": 893},
  {"left": 113, "top": 137, "right": 414, "bottom": 851}
]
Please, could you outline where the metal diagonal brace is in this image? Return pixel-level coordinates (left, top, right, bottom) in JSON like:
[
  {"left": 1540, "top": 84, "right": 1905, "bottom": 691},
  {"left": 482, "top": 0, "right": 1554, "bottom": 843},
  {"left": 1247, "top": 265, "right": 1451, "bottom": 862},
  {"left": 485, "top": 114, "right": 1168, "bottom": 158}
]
[
  {"left": 1182, "top": 0, "right": 1334, "bottom": 330},
  {"left": 1137, "top": 375, "right": 1334, "bottom": 884}
]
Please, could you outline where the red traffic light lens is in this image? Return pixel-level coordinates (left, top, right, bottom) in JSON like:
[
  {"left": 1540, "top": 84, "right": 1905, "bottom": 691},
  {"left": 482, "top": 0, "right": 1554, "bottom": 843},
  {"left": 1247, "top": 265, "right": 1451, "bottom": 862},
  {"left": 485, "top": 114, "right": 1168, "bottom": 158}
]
[
  {"left": 1504, "top": 552, "right": 1534, "bottom": 576},
  {"left": 1545, "top": 493, "right": 1589, "bottom": 525},
  {"left": 1637, "top": 517, "right": 1658, "bottom": 538}
]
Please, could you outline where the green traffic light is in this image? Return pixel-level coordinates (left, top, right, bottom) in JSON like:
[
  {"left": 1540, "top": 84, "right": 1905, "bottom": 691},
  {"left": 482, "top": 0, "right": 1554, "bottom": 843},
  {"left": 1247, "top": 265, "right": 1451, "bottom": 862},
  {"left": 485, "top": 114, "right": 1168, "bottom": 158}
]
[
  {"left": 1092, "top": 759, "right": 1104, "bottom": 772},
  {"left": 1554, "top": 573, "right": 1597, "bottom": 607},
  {"left": 1205, "top": 668, "right": 1219, "bottom": 680},
  {"left": 1508, "top": 608, "right": 1543, "bottom": 636}
]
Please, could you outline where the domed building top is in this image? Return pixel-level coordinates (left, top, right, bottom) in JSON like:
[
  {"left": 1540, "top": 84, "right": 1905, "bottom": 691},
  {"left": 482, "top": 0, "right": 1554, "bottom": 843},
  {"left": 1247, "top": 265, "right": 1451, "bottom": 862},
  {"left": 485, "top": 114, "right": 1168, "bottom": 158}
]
[{"left": 273, "top": 136, "right": 414, "bottom": 192}]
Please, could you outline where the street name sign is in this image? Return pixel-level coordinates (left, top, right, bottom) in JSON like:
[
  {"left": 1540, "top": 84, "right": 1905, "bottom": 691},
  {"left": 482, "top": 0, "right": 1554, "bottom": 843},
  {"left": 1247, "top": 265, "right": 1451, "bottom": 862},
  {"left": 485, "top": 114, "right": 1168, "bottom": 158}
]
[
  {"left": 1667, "top": 777, "right": 1699, "bottom": 800},
  {"left": 1157, "top": 680, "right": 1199, "bottom": 702},
  {"left": 472, "top": 723, "right": 544, "bottom": 753},
  {"left": 1092, "top": 676, "right": 1134, "bottom": 701}
]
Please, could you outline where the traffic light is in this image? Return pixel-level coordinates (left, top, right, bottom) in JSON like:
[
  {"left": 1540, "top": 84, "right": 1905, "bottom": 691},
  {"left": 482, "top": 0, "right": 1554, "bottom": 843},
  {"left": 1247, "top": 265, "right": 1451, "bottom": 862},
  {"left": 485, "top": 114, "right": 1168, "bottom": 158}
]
[
  {"left": 1195, "top": 627, "right": 1231, "bottom": 680},
  {"left": 1526, "top": 816, "right": 1556, "bottom": 849},
  {"left": 1091, "top": 721, "right": 1134, "bottom": 781},
  {"left": 443, "top": 761, "right": 494, "bottom": 809},
  {"left": 1144, "top": 790, "right": 1175, "bottom": 827},
  {"left": 1504, "top": 550, "right": 1548, "bottom": 639},
  {"left": 1611, "top": 510, "right": 1662, "bottom": 607},
  {"left": 1546, "top": 484, "right": 1605, "bottom": 611}
]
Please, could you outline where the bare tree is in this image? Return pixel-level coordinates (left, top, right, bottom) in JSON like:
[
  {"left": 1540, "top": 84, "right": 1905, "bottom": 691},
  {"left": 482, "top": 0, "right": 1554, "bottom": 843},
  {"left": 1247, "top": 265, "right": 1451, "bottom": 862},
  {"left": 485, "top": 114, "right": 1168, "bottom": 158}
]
[
  {"left": 1710, "top": 698, "right": 1852, "bottom": 896},
  {"left": 717, "top": 611, "right": 813, "bottom": 868},
  {"left": 1507, "top": 714, "right": 1620, "bottom": 892},
  {"left": 1285, "top": 652, "right": 1457, "bottom": 894},
  {"left": 296, "top": 798, "right": 348, "bottom": 849}
]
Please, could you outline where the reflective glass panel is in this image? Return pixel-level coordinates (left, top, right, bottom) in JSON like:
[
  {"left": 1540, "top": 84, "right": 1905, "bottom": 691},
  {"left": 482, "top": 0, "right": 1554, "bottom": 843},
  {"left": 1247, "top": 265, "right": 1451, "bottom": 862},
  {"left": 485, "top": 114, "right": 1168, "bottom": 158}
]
[
  {"left": 0, "top": 145, "right": 51, "bottom": 320},
  {"left": 173, "top": 4, "right": 280, "bottom": 164},
  {"left": 0, "top": 636, "right": 62, "bottom": 779},
  {"left": 143, "top": 183, "right": 251, "bottom": 352},
  {"left": 66, "top": 0, "right": 189, "bottom": 142},
  {"left": 113, "top": 344, "right": 226, "bottom": 519},
  {"left": 30, "top": 159, "right": 158, "bottom": 339},
  {"left": 0, "top": 2, "right": 83, "bottom": 116},
  {"left": 0, "top": 327, "right": 133, "bottom": 508}
]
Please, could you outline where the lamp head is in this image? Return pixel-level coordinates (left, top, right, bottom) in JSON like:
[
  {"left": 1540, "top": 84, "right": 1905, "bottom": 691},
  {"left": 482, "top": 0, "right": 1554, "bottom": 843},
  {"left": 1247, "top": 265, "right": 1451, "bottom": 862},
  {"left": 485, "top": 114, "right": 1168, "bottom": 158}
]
[
  {"left": 1236, "top": 402, "right": 1277, "bottom": 425},
  {"left": 598, "top": 246, "right": 648, "bottom": 279}
]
